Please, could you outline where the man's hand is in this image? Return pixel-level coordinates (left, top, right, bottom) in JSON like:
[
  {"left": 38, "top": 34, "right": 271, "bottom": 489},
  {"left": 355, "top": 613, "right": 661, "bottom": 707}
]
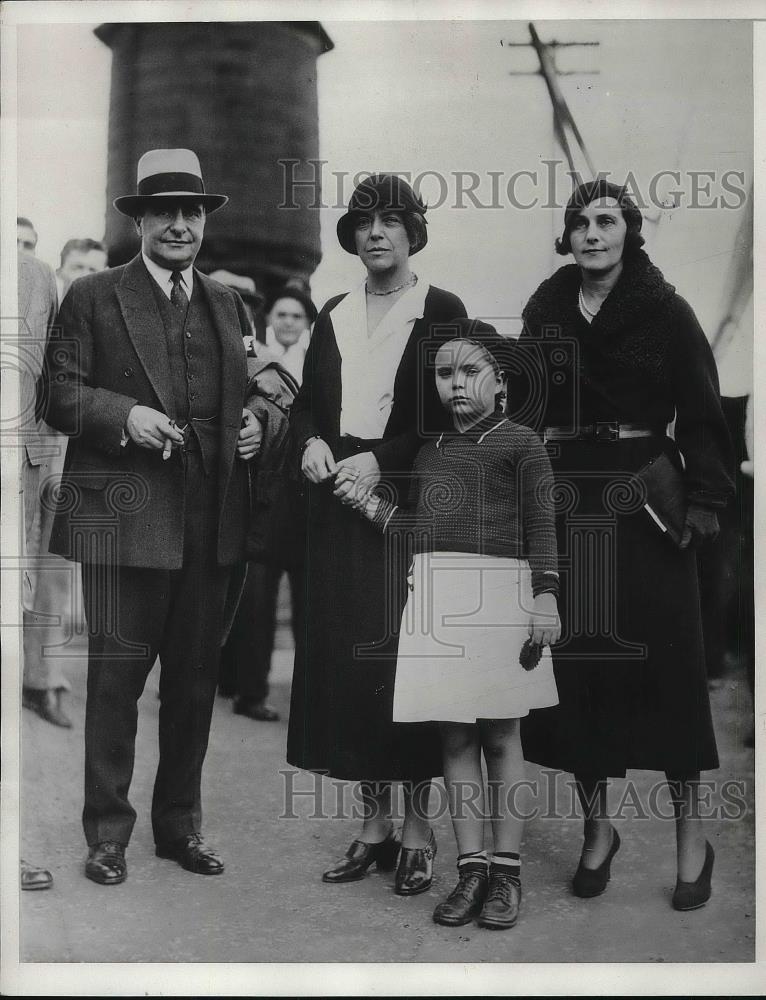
[
  {"left": 126, "top": 405, "right": 184, "bottom": 454},
  {"left": 333, "top": 452, "right": 381, "bottom": 501},
  {"left": 528, "top": 592, "right": 561, "bottom": 647},
  {"left": 237, "top": 408, "right": 263, "bottom": 461},
  {"left": 301, "top": 438, "right": 337, "bottom": 483}
]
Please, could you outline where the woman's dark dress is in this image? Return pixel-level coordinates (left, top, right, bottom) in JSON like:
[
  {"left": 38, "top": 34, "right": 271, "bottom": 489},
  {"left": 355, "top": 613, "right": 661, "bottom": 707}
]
[
  {"left": 287, "top": 285, "right": 467, "bottom": 780},
  {"left": 514, "top": 251, "right": 734, "bottom": 777}
]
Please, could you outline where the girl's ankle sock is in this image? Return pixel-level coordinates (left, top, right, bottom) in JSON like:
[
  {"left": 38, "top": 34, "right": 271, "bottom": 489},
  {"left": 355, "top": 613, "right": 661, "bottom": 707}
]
[
  {"left": 457, "top": 850, "right": 488, "bottom": 876},
  {"left": 490, "top": 851, "right": 521, "bottom": 883}
]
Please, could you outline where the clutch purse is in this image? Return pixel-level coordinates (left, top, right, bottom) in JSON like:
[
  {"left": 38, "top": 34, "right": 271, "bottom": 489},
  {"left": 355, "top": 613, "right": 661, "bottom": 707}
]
[{"left": 635, "top": 451, "right": 687, "bottom": 547}]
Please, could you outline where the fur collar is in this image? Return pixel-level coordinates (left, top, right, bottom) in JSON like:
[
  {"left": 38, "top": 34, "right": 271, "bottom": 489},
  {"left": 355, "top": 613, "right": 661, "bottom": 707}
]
[
  {"left": 523, "top": 249, "right": 676, "bottom": 340},
  {"left": 522, "top": 250, "right": 678, "bottom": 388}
]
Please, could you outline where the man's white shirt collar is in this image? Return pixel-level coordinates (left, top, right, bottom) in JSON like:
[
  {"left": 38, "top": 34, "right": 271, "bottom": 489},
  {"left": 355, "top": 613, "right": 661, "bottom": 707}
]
[{"left": 141, "top": 251, "right": 194, "bottom": 300}]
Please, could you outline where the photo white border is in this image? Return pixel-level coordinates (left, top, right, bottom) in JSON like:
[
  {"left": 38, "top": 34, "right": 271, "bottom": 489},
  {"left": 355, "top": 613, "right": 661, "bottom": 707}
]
[{"left": 1, "top": 0, "right": 763, "bottom": 995}]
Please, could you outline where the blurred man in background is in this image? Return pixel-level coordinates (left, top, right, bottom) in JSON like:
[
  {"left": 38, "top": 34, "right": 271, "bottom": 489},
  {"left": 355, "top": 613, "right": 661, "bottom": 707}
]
[
  {"left": 55, "top": 238, "right": 108, "bottom": 304},
  {"left": 17, "top": 216, "right": 38, "bottom": 254},
  {"left": 18, "top": 247, "right": 59, "bottom": 888},
  {"left": 20, "top": 227, "right": 79, "bottom": 730}
]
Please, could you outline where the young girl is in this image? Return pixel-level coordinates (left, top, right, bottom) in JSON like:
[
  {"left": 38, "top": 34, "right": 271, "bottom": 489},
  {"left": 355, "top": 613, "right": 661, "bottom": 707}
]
[{"left": 335, "top": 318, "right": 561, "bottom": 930}]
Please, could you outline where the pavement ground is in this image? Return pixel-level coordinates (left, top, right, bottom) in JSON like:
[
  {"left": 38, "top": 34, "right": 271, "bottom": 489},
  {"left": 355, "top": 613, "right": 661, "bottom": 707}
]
[{"left": 18, "top": 610, "right": 755, "bottom": 968}]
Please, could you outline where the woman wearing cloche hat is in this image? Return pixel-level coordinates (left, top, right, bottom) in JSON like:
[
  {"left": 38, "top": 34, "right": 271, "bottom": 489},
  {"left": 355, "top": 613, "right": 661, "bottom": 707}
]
[{"left": 287, "top": 173, "right": 467, "bottom": 896}]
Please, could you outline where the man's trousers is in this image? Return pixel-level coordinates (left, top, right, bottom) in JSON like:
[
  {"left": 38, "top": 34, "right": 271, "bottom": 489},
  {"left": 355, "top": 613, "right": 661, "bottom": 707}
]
[{"left": 81, "top": 451, "right": 231, "bottom": 846}]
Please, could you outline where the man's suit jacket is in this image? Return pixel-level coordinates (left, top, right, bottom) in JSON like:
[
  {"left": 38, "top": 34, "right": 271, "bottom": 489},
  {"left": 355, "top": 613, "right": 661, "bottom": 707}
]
[
  {"left": 18, "top": 251, "right": 57, "bottom": 471},
  {"left": 45, "top": 254, "right": 251, "bottom": 570}
]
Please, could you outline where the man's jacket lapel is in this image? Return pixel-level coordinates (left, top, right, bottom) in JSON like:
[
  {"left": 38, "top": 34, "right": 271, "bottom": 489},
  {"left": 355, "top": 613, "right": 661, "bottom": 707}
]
[{"left": 115, "top": 255, "right": 176, "bottom": 418}]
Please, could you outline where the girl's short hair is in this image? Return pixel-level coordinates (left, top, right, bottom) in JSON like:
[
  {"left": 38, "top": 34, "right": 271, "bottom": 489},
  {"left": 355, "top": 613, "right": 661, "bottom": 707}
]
[{"left": 555, "top": 179, "right": 645, "bottom": 258}]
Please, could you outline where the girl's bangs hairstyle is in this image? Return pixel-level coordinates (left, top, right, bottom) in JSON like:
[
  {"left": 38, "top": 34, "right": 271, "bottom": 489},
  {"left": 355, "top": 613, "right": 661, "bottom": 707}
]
[
  {"left": 555, "top": 178, "right": 645, "bottom": 258},
  {"left": 431, "top": 318, "right": 516, "bottom": 378}
]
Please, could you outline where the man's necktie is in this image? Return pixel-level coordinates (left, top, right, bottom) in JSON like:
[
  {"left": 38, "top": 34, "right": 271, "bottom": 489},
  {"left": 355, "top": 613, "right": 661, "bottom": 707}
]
[{"left": 170, "top": 270, "right": 189, "bottom": 313}]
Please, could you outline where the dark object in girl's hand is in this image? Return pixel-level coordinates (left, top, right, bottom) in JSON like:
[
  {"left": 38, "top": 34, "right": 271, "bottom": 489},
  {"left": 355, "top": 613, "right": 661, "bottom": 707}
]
[{"left": 519, "top": 637, "right": 543, "bottom": 671}]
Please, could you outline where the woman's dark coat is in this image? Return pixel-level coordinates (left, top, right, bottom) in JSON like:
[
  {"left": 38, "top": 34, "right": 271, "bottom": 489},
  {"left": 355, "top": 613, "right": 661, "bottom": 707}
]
[
  {"left": 513, "top": 250, "right": 734, "bottom": 777},
  {"left": 287, "top": 285, "right": 467, "bottom": 780}
]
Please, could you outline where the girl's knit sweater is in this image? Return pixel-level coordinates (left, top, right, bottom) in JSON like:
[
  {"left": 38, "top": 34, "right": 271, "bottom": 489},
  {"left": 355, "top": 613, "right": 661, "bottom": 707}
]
[{"left": 370, "top": 413, "right": 559, "bottom": 597}]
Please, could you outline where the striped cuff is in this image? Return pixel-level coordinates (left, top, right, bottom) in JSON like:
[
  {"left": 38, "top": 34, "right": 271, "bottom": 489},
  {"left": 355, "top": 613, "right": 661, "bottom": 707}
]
[{"left": 531, "top": 570, "right": 559, "bottom": 599}]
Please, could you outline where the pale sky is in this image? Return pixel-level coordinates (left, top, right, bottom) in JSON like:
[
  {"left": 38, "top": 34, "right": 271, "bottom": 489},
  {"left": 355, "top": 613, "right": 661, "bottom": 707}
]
[{"left": 14, "top": 14, "right": 754, "bottom": 390}]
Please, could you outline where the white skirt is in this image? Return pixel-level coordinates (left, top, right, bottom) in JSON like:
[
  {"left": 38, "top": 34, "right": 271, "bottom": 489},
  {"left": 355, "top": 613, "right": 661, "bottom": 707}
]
[{"left": 393, "top": 552, "right": 559, "bottom": 723}]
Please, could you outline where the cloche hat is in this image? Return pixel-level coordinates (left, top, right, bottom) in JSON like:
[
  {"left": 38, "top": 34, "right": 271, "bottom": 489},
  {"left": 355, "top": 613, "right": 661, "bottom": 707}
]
[
  {"left": 336, "top": 173, "right": 428, "bottom": 255},
  {"left": 114, "top": 148, "right": 229, "bottom": 217}
]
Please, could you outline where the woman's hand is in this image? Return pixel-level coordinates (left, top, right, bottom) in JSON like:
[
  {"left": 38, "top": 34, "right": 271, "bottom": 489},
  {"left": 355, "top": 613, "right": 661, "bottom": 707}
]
[
  {"left": 301, "top": 437, "right": 337, "bottom": 483},
  {"left": 528, "top": 593, "right": 561, "bottom": 647},
  {"left": 333, "top": 452, "right": 381, "bottom": 501},
  {"left": 680, "top": 504, "right": 720, "bottom": 549}
]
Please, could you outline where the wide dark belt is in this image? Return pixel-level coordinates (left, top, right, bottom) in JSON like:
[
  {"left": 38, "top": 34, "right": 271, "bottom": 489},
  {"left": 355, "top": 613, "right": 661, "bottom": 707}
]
[{"left": 543, "top": 421, "right": 663, "bottom": 444}]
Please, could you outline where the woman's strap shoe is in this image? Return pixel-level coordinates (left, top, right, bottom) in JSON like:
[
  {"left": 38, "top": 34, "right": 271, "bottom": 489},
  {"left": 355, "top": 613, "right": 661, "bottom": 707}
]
[
  {"left": 572, "top": 826, "right": 621, "bottom": 898},
  {"left": 395, "top": 830, "right": 437, "bottom": 896},
  {"left": 322, "top": 828, "right": 401, "bottom": 883},
  {"left": 672, "top": 840, "right": 714, "bottom": 911}
]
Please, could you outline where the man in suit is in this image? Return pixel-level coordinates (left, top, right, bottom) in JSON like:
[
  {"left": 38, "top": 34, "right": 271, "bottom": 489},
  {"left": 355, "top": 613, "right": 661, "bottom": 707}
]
[
  {"left": 18, "top": 249, "right": 58, "bottom": 889},
  {"left": 19, "top": 249, "right": 75, "bottom": 728},
  {"left": 45, "top": 149, "right": 264, "bottom": 885}
]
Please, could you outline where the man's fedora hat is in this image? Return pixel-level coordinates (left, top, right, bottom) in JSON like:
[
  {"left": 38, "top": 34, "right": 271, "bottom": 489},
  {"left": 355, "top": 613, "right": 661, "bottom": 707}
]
[
  {"left": 114, "top": 149, "right": 229, "bottom": 217},
  {"left": 336, "top": 173, "right": 428, "bottom": 256}
]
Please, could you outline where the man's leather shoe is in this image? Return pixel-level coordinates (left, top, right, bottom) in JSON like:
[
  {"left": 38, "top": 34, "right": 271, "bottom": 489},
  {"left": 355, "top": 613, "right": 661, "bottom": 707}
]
[
  {"left": 85, "top": 842, "right": 127, "bottom": 885},
  {"left": 322, "top": 828, "right": 401, "bottom": 883},
  {"left": 395, "top": 829, "right": 437, "bottom": 896},
  {"left": 22, "top": 687, "right": 72, "bottom": 728},
  {"left": 21, "top": 858, "right": 53, "bottom": 890},
  {"left": 433, "top": 865, "right": 488, "bottom": 925},
  {"left": 233, "top": 697, "right": 280, "bottom": 722},
  {"left": 155, "top": 833, "right": 224, "bottom": 875}
]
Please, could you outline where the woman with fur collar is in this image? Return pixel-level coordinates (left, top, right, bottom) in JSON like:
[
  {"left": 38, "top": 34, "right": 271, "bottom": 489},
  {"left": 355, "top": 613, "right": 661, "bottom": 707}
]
[{"left": 514, "top": 179, "right": 734, "bottom": 912}]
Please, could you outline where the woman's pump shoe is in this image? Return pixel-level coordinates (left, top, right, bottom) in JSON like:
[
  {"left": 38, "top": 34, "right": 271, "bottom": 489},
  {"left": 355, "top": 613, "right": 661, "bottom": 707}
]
[
  {"left": 322, "top": 828, "right": 401, "bottom": 883},
  {"left": 672, "top": 840, "right": 714, "bottom": 911},
  {"left": 395, "top": 829, "right": 437, "bottom": 896},
  {"left": 572, "top": 825, "right": 621, "bottom": 898}
]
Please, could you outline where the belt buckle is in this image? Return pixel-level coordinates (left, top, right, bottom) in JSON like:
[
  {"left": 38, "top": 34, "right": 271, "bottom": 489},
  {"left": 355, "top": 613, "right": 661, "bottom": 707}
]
[{"left": 594, "top": 421, "right": 619, "bottom": 442}]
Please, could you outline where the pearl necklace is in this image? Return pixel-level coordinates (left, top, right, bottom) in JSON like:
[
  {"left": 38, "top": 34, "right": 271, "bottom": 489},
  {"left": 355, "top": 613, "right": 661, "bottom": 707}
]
[
  {"left": 578, "top": 286, "right": 600, "bottom": 319},
  {"left": 366, "top": 274, "right": 418, "bottom": 296}
]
